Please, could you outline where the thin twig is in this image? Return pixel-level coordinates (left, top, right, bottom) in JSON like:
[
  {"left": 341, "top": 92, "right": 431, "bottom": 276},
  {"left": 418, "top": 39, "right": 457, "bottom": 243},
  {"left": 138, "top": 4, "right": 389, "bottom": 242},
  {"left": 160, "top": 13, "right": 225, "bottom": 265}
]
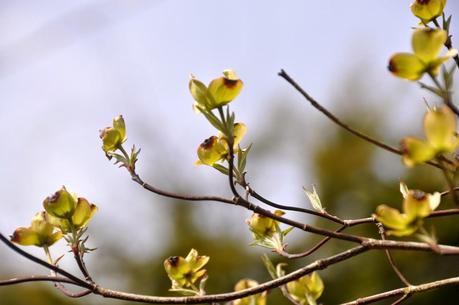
[
  {"left": 391, "top": 293, "right": 411, "bottom": 305},
  {"left": 72, "top": 243, "right": 93, "bottom": 282},
  {"left": 437, "top": 157, "right": 459, "bottom": 205},
  {"left": 0, "top": 275, "right": 76, "bottom": 286},
  {"left": 433, "top": 18, "right": 459, "bottom": 68},
  {"left": 248, "top": 187, "right": 345, "bottom": 225},
  {"left": 278, "top": 69, "right": 441, "bottom": 169},
  {"left": 54, "top": 282, "right": 92, "bottom": 298},
  {"left": 93, "top": 246, "right": 368, "bottom": 304},
  {"left": 375, "top": 223, "right": 411, "bottom": 286},
  {"left": 339, "top": 276, "right": 459, "bottom": 305},
  {"left": 276, "top": 225, "right": 346, "bottom": 259},
  {"left": 0, "top": 233, "right": 92, "bottom": 290}
]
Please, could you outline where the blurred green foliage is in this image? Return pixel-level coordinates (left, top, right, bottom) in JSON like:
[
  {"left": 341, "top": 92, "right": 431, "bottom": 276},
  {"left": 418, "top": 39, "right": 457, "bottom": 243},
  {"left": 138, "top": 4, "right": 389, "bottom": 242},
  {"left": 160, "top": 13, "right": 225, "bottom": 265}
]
[{"left": 2, "top": 78, "right": 459, "bottom": 305}]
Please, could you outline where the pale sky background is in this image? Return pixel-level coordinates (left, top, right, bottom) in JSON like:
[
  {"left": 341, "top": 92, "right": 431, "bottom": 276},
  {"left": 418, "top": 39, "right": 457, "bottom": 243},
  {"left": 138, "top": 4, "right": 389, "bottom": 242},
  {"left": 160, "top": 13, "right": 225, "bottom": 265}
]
[{"left": 0, "top": 0, "right": 458, "bottom": 279}]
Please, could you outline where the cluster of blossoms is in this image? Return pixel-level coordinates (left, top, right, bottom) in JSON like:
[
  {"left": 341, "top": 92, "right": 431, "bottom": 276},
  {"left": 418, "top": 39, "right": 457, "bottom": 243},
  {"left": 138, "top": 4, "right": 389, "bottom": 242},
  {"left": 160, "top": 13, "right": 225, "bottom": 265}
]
[
  {"left": 12, "top": 186, "right": 97, "bottom": 249},
  {"left": 377, "top": 0, "right": 455, "bottom": 238}
]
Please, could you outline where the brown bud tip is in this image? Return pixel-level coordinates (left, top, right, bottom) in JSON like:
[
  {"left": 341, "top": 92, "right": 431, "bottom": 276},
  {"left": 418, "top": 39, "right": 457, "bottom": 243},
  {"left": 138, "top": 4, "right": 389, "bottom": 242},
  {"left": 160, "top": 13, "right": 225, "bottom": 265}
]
[{"left": 168, "top": 256, "right": 180, "bottom": 267}]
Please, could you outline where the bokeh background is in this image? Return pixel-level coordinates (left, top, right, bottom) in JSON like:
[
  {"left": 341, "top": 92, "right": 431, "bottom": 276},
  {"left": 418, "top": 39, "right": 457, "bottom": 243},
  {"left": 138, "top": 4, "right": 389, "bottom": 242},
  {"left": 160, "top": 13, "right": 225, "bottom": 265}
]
[{"left": 1, "top": 1, "right": 459, "bottom": 304}]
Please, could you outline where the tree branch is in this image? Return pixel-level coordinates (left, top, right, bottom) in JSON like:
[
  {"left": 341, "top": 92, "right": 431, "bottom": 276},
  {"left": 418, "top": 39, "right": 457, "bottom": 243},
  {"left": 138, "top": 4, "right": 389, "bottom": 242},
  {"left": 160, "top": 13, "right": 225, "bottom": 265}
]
[
  {"left": 339, "top": 276, "right": 459, "bottom": 305},
  {"left": 0, "top": 275, "right": 76, "bottom": 286},
  {"left": 0, "top": 233, "right": 92, "bottom": 290},
  {"left": 278, "top": 69, "right": 441, "bottom": 169}
]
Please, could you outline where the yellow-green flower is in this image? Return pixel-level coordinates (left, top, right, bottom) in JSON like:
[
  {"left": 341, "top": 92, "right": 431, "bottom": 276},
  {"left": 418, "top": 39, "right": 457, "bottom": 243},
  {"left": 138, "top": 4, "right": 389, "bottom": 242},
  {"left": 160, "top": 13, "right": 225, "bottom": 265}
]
[
  {"left": 286, "top": 272, "right": 324, "bottom": 305},
  {"left": 164, "top": 249, "right": 209, "bottom": 289},
  {"left": 233, "top": 279, "right": 267, "bottom": 305},
  {"left": 43, "top": 186, "right": 77, "bottom": 219},
  {"left": 196, "top": 123, "right": 247, "bottom": 166},
  {"left": 190, "top": 70, "right": 243, "bottom": 112},
  {"left": 43, "top": 186, "right": 97, "bottom": 231},
  {"left": 388, "top": 28, "right": 457, "bottom": 80},
  {"left": 410, "top": 0, "right": 446, "bottom": 24},
  {"left": 11, "top": 212, "right": 62, "bottom": 247},
  {"left": 401, "top": 106, "right": 459, "bottom": 166},
  {"left": 246, "top": 210, "right": 284, "bottom": 238},
  {"left": 196, "top": 136, "right": 227, "bottom": 166},
  {"left": 375, "top": 183, "right": 440, "bottom": 236},
  {"left": 100, "top": 115, "right": 127, "bottom": 153}
]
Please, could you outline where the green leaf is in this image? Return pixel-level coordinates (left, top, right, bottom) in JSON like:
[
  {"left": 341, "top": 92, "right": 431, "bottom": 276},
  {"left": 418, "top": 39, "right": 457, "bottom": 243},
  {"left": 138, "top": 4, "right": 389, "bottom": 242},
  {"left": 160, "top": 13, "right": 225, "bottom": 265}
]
[
  {"left": 111, "top": 153, "right": 127, "bottom": 163},
  {"left": 212, "top": 163, "right": 229, "bottom": 175},
  {"left": 198, "top": 274, "right": 208, "bottom": 293},
  {"left": 199, "top": 108, "right": 225, "bottom": 133},
  {"left": 129, "top": 145, "right": 141, "bottom": 170},
  {"left": 282, "top": 226, "right": 294, "bottom": 236},
  {"left": 261, "top": 255, "right": 277, "bottom": 279},
  {"left": 303, "top": 185, "right": 325, "bottom": 212},
  {"left": 238, "top": 144, "right": 252, "bottom": 173},
  {"left": 418, "top": 81, "right": 445, "bottom": 98},
  {"left": 442, "top": 14, "right": 452, "bottom": 33}
]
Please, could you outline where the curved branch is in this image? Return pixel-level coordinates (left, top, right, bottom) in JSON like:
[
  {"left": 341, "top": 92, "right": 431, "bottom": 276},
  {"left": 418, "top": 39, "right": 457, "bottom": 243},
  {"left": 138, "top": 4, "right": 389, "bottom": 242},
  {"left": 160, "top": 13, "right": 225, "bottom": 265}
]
[
  {"left": 248, "top": 187, "right": 345, "bottom": 225},
  {"left": 278, "top": 69, "right": 441, "bottom": 169},
  {"left": 0, "top": 275, "right": 76, "bottom": 286},
  {"left": 339, "top": 276, "right": 459, "bottom": 305},
  {"left": 131, "top": 172, "right": 234, "bottom": 205},
  {"left": 94, "top": 246, "right": 368, "bottom": 304},
  {"left": 0, "top": 233, "right": 92, "bottom": 290}
]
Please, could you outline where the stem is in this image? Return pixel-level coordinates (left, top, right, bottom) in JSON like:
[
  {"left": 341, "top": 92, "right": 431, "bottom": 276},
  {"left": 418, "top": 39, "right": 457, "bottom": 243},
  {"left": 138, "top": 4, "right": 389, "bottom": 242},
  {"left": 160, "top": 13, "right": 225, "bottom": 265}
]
[
  {"left": 0, "top": 233, "right": 92, "bottom": 289},
  {"left": 429, "top": 73, "right": 459, "bottom": 117},
  {"left": 375, "top": 223, "right": 411, "bottom": 286},
  {"left": 339, "top": 276, "right": 459, "bottom": 305},
  {"left": 433, "top": 18, "right": 459, "bottom": 69},
  {"left": 437, "top": 157, "right": 459, "bottom": 205},
  {"left": 248, "top": 187, "right": 345, "bottom": 225}
]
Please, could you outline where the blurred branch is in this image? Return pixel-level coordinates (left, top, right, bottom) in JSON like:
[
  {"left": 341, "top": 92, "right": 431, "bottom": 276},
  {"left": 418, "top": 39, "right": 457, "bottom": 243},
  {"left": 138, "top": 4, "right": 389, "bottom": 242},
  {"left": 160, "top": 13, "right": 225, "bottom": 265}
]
[
  {"left": 0, "top": 275, "right": 76, "bottom": 286},
  {"left": 247, "top": 187, "right": 345, "bottom": 225},
  {"left": 433, "top": 18, "right": 459, "bottom": 68},
  {"left": 375, "top": 223, "right": 411, "bottom": 286},
  {"left": 278, "top": 69, "right": 441, "bottom": 169},
  {"left": 276, "top": 224, "right": 346, "bottom": 259},
  {"left": 339, "top": 276, "right": 459, "bottom": 305},
  {"left": 0, "top": 233, "right": 92, "bottom": 290}
]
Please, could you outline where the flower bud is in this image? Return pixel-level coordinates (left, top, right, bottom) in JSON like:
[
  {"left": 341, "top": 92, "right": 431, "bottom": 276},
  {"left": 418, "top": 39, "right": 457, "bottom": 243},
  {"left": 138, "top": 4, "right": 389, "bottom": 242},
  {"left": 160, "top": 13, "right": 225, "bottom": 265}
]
[
  {"left": 233, "top": 279, "right": 267, "bottom": 305},
  {"left": 424, "top": 106, "right": 459, "bottom": 152},
  {"left": 388, "top": 28, "right": 457, "bottom": 80},
  {"left": 11, "top": 211, "right": 62, "bottom": 247},
  {"left": 286, "top": 272, "right": 324, "bottom": 304},
  {"left": 164, "top": 249, "right": 209, "bottom": 289},
  {"left": 196, "top": 136, "right": 227, "bottom": 166},
  {"left": 43, "top": 186, "right": 77, "bottom": 219},
  {"left": 247, "top": 213, "right": 277, "bottom": 237},
  {"left": 400, "top": 137, "right": 436, "bottom": 167},
  {"left": 207, "top": 69, "right": 243, "bottom": 108},
  {"left": 410, "top": 0, "right": 446, "bottom": 24},
  {"left": 100, "top": 115, "right": 127, "bottom": 153}
]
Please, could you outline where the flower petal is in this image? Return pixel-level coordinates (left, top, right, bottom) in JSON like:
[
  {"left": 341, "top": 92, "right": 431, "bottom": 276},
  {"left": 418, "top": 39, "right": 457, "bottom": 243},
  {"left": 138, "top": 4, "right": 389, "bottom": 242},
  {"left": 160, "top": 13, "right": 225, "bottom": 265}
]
[
  {"left": 207, "top": 70, "right": 243, "bottom": 107},
  {"left": 424, "top": 106, "right": 459, "bottom": 152},
  {"left": 72, "top": 197, "right": 97, "bottom": 229},
  {"left": 410, "top": 0, "right": 446, "bottom": 23},
  {"left": 197, "top": 136, "right": 226, "bottom": 166},
  {"left": 388, "top": 53, "right": 425, "bottom": 80},
  {"left": 412, "top": 28, "right": 447, "bottom": 63},
  {"left": 375, "top": 205, "right": 410, "bottom": 230},
  {"left": 403, "top": 190, "right": 432, "bottom": 220},
  {"left": 400, "top": 137, "right": 436, "bottom": 166}
]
